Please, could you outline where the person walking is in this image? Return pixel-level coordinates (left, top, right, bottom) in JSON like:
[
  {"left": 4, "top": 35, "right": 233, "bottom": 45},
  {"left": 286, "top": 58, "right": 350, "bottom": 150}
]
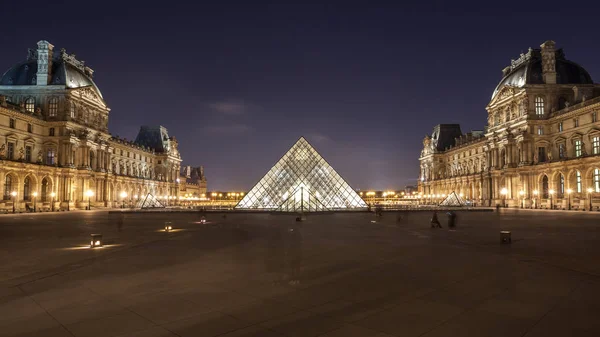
[
  {"left": 430, "top": 211, "right": 442, "bottom": 228},
  {"left": 447, "top": 211, "right": 457, "bottom": 230}
]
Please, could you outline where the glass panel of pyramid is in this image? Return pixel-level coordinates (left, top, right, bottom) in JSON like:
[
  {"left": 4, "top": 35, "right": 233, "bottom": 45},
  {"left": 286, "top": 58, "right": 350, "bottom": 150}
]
[
  {"left": 439, "top": 191, "right": 465, "bottom": 207},
  {"left": 135, "top": 193, "right": 165, "bottom": 209},
  {"left": 235, "top": 137, "right": 368, "bottom": 212}
]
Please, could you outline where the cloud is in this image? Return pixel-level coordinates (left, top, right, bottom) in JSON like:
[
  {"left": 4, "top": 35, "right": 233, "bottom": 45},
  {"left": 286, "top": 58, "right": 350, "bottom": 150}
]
[
  {"left": 208, "top": 100, "right": 249, "bottom": 116},
  {"left": 202, "top": 123, "right": 253, "bottom": 135}
]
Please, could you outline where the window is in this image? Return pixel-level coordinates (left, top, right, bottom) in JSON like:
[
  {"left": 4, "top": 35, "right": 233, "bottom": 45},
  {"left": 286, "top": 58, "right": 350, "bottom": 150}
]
[
  {"left": 538, "top": 147, "right": 547, "bottom": 163},
  {"left": 575, "top": 140, "right": 582, "bottom": 157},
  {"left": 558, "top": 122, "right": 563, "bottom": 132},
  {"left": 593, "top": 136, "right": 600, "bottom": 155},
  {"left": 4, "top": 175, "right": 13, "bottom": 200},
  {"left": 593, "top": 112, "right": 598, "bottom": 123},
  {"left": 7, "top": 143, "right": 14, "bottom": 160},
  {"left": 535, "top": 97, "right": 544, "bottom": 116},
  {"left": 70, "top": 103, "right": 75, "bottom": 118},
  {"left": 9, "top": 118, "right": 15, "bottom": 129},
  {"left": 23, "top": 177, "right": 30, "bottom": 201},
  {"left": 574, "top": 118, "right": 579, "bottom": 127},
  {"left": 542, "top": 175, "right": 549, "bottom": 199},
  {"left": 595, "top": 169, "right": 600, "bottom": 192},
  {"left": 120, "top": 150, "right": 123, "bottom": 156},
  {"left": 25, "top": 146, "right": 31, "bottom": 162},
  {"left": 559, "top": 174, "right": 565, "bottom": 197},
  {"left": 41, "top": 178, "right": 49, "bottom": 202},
  {"left": 25, "top": 97, "right": 35, "bottom": 112},
  {"left": 537, "top": 126, "right": 544, "bottom": 135},
  {"left": 576, "top": 171, "right": 582, "bottom": 193},
  {"left": 49, "top": 128, "right": 55, "bottom": 136},
  {"left": 48, "top": 97, "right": 58, "bottom": 117},
  {"left": 27, "top": 123, "right": 32, "bottom": 133},
  {"left": 46, "top": 149, "right": 56, "bottom": 165},
  {"left": 559, "top": 143, "right": 566, "bottom": 159}
]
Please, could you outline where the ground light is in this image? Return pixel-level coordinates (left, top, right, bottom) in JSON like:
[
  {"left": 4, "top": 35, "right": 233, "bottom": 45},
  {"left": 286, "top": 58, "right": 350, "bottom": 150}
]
[
  {"left": 165, "top": 222, "right": 173, "bottom": 232},
  {"left": 90, "top": 234, "right": 103, "bottom": 248},
  {"left": 32, "top": 191, "right": 38, "bottom": 212},
  {"left": 50, "top": 192, "right": 56, "bottom": 211}
]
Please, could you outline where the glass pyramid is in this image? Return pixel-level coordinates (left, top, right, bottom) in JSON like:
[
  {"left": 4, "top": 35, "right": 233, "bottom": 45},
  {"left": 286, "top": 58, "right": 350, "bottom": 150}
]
[
  {"left": 439, "top": 191, "right": 465, "bottom": 207},
  {"left": 235, "top": 137, "right": 368, "bottom": 212},
  {"left": 135, "top": 193, "right": 166, "bottom": 209}
]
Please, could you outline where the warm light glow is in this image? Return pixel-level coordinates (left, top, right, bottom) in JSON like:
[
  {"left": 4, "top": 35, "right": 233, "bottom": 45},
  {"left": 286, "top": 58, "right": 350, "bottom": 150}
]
[
  {"left": 86, "top": 190, "right": 94, "bottom": 197},
  {"left": 587, "top": 188, "right": 594, "bottom": 193},
  {"left": 211, "top": 192, "right": 217, "bottom": 197},
  {"left": 459, "top": 193, "right": 464, "bottom": 197},
  {"left": 120, "top": 191, "right": 127, "bottom": 199},
  {"left": 240, "top": 192, "right": 244, "bottom": 196},
  {"left": 32, "top": 192, "right": 38, "bottom": 197},
  {"left": 549, "top": 189, "right": 555, "bottom": 195},
  {"left": 218, "top": 193, "right": 222, "bottom": 197},
  {"left": 533, "top": 190, "right": 539, "bottom": 196},
  {"left": 11, "top": 191, "right": 16, "bottom": 197},
  {"left": 176, "top": 178, "right": 180, "bottom": 183},
  {"left": 519, "top": 190, "right": 525, "bottom": 196},
  {"left": 134, "top": 194, "right": 138, "bottom": 199},
  {"left": 567, "top": 188, "right": 573, "bottom": 194},
  {"left": 500, "top": 188, "right": 508, "bottom": 195},
  {"left": 50, "top": 192, "right": 56, "bottom": 197}
]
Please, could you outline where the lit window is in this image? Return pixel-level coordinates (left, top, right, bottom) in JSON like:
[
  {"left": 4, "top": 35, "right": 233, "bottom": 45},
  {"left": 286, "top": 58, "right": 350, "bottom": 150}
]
[
  {"left": 48, "top": 97, "right": 58, "bottom": 117},
  {"left": 558, "top": 122, "right": 563, "bottom": 132},
  {"left": 559, "top": 143, "right": 566, "bottom": 159},
  {"left": 25, "top": 97, "right": 35, "bottom": 112},
  {"left": 535, "top": 97, "right": 544, "bottom": 116},
  {"left": 574, "top": 118, "right": 579, "bottom": 127},
  {"left": 49, "top": 128, "right": 55, "bottom": 136},
  {"left": 576, "top": 171, "right": 582, "bottom": 193},
  {"left": 593, "top": 136, "right": 600, "bottom": 155},
  {"left": 46, "top": 149, "right": 56, "bottom": 165},
  {"left": 537, "top": 126, "right": 543, "bottom": 135},
  {"left": 9, "top": 118, "right": 15, "bottom": 129},
  {"left": 593, "top": 112, "right": 598, "bottom": 123},
  {"left": 7, "top": 143, "right": 14, "bottom": 160},
  {"left": 27, "top": 123, "right": 32, "bottom": 133},
  {"left": 595, "top": 169, "right": 600, "bottom": 192},
  {"left": 575, "top": 139, "right": 582, "bottom": 157}
]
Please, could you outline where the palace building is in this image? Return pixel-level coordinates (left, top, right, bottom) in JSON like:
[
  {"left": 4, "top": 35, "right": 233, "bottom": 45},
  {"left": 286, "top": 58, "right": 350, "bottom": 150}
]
[
  {"left": 0, "top": 40, "right": 186, "bottom": 211},
  {"left": 419, "top": 40, "right": 600, "bottom": 209}
]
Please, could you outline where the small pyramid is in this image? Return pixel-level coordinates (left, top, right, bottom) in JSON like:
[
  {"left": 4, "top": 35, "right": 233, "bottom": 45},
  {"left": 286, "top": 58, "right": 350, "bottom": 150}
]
[
  {"left": 136, "top": 193, "right": 165, "bottom": 209},
  {"left": 439, "top": 191, "right": 465, "bottom": 207},
  {"left": 236, "top": 137, "right": 367, "bottom": 212}
]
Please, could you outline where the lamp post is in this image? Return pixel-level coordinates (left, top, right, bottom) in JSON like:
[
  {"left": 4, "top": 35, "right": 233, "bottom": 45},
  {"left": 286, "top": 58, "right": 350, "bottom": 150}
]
[
  {"left": 549, "top": 189, "right": 555, "bottom": 209},
  {"left": 32, "top": 192, "right": 38, "bottom": 212},
  {"left": 120, "top": 191, "right": 127, "bottom": 208},
  {"left": 11, "top": 191, "right": 17, "bottom": 213},
  {"left": 518, "top": 190, "right": 524, "bottom": 209},
  {"left": 50, "top": 192, "right": 56, "bottom": 212},
  {"left": 533, "top": 190, "right": 538, "bottom": 209},
  {"left": 500, "top": 187, "right": 508, "bottom": 208},
  {"left": 567, "top": 188, "right": 572, "bottom": 210},
  {"left": 86, "top": 190, "right": 94, "bottom": 210},
  {"left": 587, "top": 187, "right": 593, "bottom": 211}
]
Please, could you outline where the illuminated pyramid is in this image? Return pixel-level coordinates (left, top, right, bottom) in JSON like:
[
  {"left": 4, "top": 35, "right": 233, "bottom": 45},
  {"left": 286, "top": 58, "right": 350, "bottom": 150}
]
[
  {"left": 235, "top": 137, "right": 368, "bottom": 212},
  {"left": 439, "top": 191, "right": 465, "bottom": 207},
  {"left": 136, "top": 193, "right": 165, "bottom": 209}
]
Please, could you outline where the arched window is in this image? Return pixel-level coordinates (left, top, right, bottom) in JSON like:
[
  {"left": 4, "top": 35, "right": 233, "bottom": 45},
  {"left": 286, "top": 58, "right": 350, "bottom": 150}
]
[
  {"left": 4, "top": 175, "right": 13, "bottom": 200},
  {"left": 559, "top": 174, "right": 565, "bottom": 197},
  {"left": 594, "top": 169, "right": 600, "bottom": 193},
  {"left": 48, "top": 97, "right": 58, "bottom": 117},
  {"left": 576, "top": 171, "right": 582, "bottom": 193},
  {"left": 535, "top": 97, "right": 544, "bottom": 116},
  {"left": 23, "top": 176, "right": 31, "bottom": 201},
  {"left": 25, "top": 97, "right": 35, "bottom": 113},
  {"left": 542, "top": 175, "right": 549, "bottom": 199},
  {"left": 41, "top": 178, "right": 49, "bottom": 202}
]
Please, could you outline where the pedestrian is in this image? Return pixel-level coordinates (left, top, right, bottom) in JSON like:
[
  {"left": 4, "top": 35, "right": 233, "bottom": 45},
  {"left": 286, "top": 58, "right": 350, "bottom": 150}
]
[
  {"left": 430, "top": 211, "right": 442, "bottom": 228},
  {"left": 447, "top": 211, "right": 456, "bottom": 229}
]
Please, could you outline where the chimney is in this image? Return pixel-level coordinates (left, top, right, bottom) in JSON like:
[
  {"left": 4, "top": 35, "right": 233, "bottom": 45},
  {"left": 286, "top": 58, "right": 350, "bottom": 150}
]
[
  {"left": 540, "top": 40, "right": 557, "bottom": 84},
  {"left": 36, "top": 40, "right": 54, "bottom": 86}
]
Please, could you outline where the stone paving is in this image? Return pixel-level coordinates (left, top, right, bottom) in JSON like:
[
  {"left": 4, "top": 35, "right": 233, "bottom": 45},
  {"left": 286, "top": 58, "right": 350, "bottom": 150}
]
[{"left": 1, "top": 209, "right": 599, "bottom": 336}]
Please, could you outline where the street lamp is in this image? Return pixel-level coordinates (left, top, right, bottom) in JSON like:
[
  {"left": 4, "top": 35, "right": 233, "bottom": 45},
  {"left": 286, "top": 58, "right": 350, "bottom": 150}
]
[
  {"left": 11, "top": 191, "right": 17, "bottom": 213},
  {"left": 120, "top": 191, "right": 127, "bottom": 208},
  {"left": 50, "top": 192, "right": 56, "bottom": 212},
  {"left": 567, "top": 188, "right": 573, "bottom": 210},
  {"left": 32, "top": 192, "right": 38, "bottom": 212},
  {"left": 518, "top": 190, "right": 524, "bottom": 208},
  {"left": 500, "top": 187, "right": 508, "bottom": 208},
  {"left": 587, "top": 187, "right": 593, "bottom": 211},
  {"left": 86, "top": 190, "right": 94, "bottom": 210},
  {"left": 533, "top": 190, "right": 538, "bottom": 209},
  {"left": 549, "top": 189, "right": 555, "bottom": 209}
]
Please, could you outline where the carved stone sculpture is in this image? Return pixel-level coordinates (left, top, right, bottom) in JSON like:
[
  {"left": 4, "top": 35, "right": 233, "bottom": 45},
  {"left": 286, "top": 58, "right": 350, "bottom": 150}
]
[
  {"left": 37, "top": 150, "right": 42, "bottom": 163},
  {"left": 18, "top": 147, "right": 24, "bottom": 160}
]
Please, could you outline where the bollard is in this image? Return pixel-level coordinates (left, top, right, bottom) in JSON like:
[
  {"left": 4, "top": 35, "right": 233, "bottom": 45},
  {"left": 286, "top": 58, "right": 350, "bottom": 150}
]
[
  {"left": 90, "top": 234, "right": 103, "bottom": 248},
  {"left": 500, "top": 231, "right": 511, "bottom": 244}
]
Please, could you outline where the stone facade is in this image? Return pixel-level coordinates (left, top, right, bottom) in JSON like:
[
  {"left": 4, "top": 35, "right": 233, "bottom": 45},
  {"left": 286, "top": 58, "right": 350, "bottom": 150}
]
[
  {"left": 179, "top": 165, "right": 207, "bottom": 197},
  {"left": 0, "top": 40, "right": 185, "bottom": 211},
  {"left": 419, "top": 40, "right": 600, "bottom": 209}
]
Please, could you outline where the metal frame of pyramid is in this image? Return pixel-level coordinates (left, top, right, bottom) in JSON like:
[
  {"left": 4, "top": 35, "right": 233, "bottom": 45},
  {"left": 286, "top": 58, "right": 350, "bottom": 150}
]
[
  {"left": 235, "top": 137, "right": 368, "bottom": 212},
  {"left": 135, "top": 193, "right": 166, "bottom": 209},
  {"left": 439, "top": 191, "right": 465, "bottom": 207}
]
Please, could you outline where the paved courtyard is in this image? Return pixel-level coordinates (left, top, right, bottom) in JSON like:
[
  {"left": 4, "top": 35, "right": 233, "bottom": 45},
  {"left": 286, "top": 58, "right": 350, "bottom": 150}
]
[{"left": 1, "top": 209, "right": 599, "bottom": 337}]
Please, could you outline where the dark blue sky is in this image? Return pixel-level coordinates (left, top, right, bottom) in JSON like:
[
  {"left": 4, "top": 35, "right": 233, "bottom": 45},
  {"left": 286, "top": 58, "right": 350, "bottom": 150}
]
[{"left": 2, "top": 2, "right": 599, "bottom": 190}]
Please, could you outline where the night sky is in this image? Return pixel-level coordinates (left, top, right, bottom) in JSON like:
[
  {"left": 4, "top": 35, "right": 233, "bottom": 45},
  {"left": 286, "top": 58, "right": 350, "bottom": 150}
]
[{"left": 2, "top": 2, "right": 599, "bottom": 190}]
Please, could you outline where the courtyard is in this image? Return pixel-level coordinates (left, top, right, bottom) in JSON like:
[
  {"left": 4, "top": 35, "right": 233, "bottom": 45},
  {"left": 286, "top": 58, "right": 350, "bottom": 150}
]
[{"left": 1, "top": 209, "right": 599, "bottom": 337}]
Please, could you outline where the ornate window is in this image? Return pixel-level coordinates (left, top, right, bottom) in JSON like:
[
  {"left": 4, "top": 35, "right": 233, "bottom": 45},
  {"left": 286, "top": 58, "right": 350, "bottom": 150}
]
[
  {"left": 574, "top": 118, "right": 579, "bottom": 127},
  {"left": 46, "top": 149, "right": 56, "bottom": 165},
  {"left": 3, "top": 175, "right": 13, "bottom": 200},
  {"left": 48, "top": 97, "right": 58, "bottom": 117},
  {"left": 27, "top": 123, "right": 32, "bottom": 133},
  {"left": 575, "top": 140, "right": 582, "bottom": 157},
  {"left": 41, "top": 178, "right": 49, "bottom": 202},
  {"left": 559, "top": 174, "right": 565, "bottom": 197},
  {"left": 537, "top": 126, "right": 543, "bottom": 135},
  {"left": 576, "top": 171, "right": 582, "bottom": 193},
  {"left": 535, "top": 97, "right": 544, "bottom": 116},
  {"left": 542, "top": 175, "right": 549, "bottom": 199},
  {"left": 595, "top": 169, "right": 600, "bottom": 193},
  {"left": 9, "top": 118, "right": 15, "bottom": 129},
  {"left": 25, "top": 146, "right": 32, "bottom": 162},
  {"left": 25, "top": 97, "right": 35, "bottom": 113},
  {"left": 23, "top": 176, "right": 31, "bottom": 201},
  {"left": 558, "top": 122, "right": 563, "bottom": 132},
  {"left": 49, "top": 128, "right": 55, "bottom": 136},
  {"left": 593, "top": 136, "right": 600, "bottom": 155},
  {"left": 559, "top": 143, "right": 566, "bottom": 159},
  {"left": 7, "top": 142, "right": 14, "bottom": 160}
]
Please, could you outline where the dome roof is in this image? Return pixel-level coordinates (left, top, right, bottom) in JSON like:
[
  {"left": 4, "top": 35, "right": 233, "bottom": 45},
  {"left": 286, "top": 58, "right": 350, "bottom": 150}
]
[
  {"left": 0, "top": 57, "right": 103, "bottom": 99},
  {"left": 491, "top": 47, "right": 593, "bottom": 99}
]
